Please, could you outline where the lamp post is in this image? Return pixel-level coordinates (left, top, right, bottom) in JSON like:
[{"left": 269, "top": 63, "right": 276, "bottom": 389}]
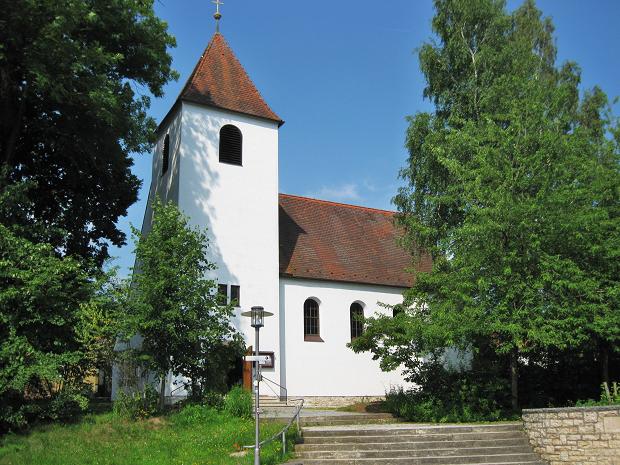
[{"left": 241, "top": 306, "right": 273, "bottom": 465}]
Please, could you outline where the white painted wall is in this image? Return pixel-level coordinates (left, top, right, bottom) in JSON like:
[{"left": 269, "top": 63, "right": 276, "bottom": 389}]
[
  {"left": 280, "top": 277, "right": 411, "bottom": 397},
  {"left": 142, "top": 108, "right": 183, "bottom": 236},
  {"left": 112, "top": 108, "right": 183, "bottom": 401},
  {"left": 178, "top": 102, "right": 281, "bottom": 394}
]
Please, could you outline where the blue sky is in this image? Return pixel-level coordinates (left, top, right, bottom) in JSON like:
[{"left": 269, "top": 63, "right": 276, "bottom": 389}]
[{"left": 111, "top": 0, "right": 620, "bottom": 273}]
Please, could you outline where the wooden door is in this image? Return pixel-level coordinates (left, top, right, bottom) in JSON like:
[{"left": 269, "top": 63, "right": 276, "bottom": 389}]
[{"left": 242, "top": 346, "right": 252, "bottom": 391}]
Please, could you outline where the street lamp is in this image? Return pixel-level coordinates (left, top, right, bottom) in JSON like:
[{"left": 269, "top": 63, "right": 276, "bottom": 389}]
[{"left": 241, "top": 306, "right": 273, "bottom": 465}]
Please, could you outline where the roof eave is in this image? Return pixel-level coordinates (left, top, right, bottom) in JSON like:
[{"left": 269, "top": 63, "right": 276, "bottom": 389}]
[
  {"left": 157, "top": 98, "right": 284, "bottom": 135},
  {"left": 279, "top": 273, "right": 412, "bottom": 290}
]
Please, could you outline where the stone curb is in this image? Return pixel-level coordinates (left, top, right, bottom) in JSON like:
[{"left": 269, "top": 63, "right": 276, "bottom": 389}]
[{"left": 522, "top": 405, "right": 620, "bottom": 414}]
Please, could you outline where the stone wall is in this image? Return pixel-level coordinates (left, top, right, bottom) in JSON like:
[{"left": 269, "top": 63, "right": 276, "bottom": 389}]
[{"left": 522, "top": 405, "right": 620, "bottom": 465}]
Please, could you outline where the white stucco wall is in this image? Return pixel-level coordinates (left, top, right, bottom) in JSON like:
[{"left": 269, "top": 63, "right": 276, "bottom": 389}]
[
  {"left": 112, "top": 109, "right": 184, "bottom": 401},
  {"left": 178, "top": 102, "right": 281, "bottom": 394},
  {"left": 280, "top": 277, "right": 411, "bottom": 397}
]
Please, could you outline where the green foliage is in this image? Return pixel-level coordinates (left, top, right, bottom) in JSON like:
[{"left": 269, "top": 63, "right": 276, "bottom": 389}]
[
  {"left": 126, "top": 200, "right": 244, "bottom": 406},
  {"left": 112, "top": 386, "right": 159, "bottom": 420},
  {"left": 576, "top": 382, "right": 620, "bottom": 407},
  {"left": 0, "top": 406, "right": 297, "bottom": 465},
  {"left": 224, "top": 386, "right": 253, "bottom": 419},
  {"left": 383, "top": 355, "right": 515, "bottom": 422},
  {"left": 0, "top": 216, "right": 93, "bottom": 432},
  {"left": 0, "top": 0, "right": 177, "bottom": 264},
  {"left": 352, "top": 0, "right": 620, "bottom": 411},
  {"left": 202, "top": 391, "right": 226, "bottom": 411},
  {"left": 385, "top": 382, "right": 513, "bottom": 423}
]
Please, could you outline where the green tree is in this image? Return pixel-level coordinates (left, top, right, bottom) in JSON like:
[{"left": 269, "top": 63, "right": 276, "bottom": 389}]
[
  {"left": 0, "top": 0, "right": 177, "bottom": 264},
  {"left": 0, "top": 215, "right": 93, "bottom": 432},
  {"left": 352, "top": 0, "right": 619, "bottom": 410},
  {"left": 127, "top": 200, "right": 243, "bottom": 407}
]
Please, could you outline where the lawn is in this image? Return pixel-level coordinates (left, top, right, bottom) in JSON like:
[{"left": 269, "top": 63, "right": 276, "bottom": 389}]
[{"left": 0, "top": 405, "right": 297, "bottom": 465}]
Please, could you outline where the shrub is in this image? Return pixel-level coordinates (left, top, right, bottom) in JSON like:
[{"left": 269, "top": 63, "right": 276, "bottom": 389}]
[
  {"left": 0, "top": 385, "right": 89, "bottom": 433},
  {"left": 113, "top": 386, "right": 159, "bottom": 420},
  {"left": 203, "top": 391, "right": 225, "bottom": 410},
  {"left": 385, "top": 380, "right": 514, "bottom": 423},
  {"left": 223, "top": 386, "right": 252, "bottom": 419},
  {"left": 576, "top": 382, "right": 620, "bottom": 407}
]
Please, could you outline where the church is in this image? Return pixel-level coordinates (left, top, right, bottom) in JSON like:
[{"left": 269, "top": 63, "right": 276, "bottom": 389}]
[{"left": 116, "top": 29, "right": 430, "bottom": 406}]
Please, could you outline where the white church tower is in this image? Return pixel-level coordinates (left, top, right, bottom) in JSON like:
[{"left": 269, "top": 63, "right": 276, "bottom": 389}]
[{"left": 144, "top": 31, "right": 284, "bottom": 396}]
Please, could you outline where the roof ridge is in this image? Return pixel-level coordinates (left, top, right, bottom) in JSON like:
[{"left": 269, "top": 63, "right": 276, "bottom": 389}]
[{"left": 278, "top": 193, "right": 397, "bottom": 215}]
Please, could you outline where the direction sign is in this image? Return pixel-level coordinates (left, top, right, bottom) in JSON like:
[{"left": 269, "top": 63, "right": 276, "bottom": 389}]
[{"left": 244, "top": 355, "right": 271, "bottom": 365}]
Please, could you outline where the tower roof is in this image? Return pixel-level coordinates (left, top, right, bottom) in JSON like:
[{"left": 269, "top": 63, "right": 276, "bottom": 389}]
[{"left": 175, "top": 33, "right": 282, "bottom": 126}]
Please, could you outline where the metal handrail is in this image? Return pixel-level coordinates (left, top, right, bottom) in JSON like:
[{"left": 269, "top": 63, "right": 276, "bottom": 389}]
[
  {"left": 243, "top": 397, "right": 304, "bottom": 456},
  {"left": 260, "top": 375, "right": 287, "bottom": 404}
]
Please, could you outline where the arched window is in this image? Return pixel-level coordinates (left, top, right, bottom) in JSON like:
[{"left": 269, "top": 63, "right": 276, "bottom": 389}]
[
  {"left": 392, "top": 304, "right": 404, "bottom": 318},
  {"left": 303, "top": 298, "right": 321, "bottom": 341},
  {"left": 219, "top": 124, "right": 242, "bottom": 166},
  {"left": 350, "top": 302, "right": 364, "bottom": 340},
  {"left": 162, "top": 134, "right": 170, "bottom": 175}
]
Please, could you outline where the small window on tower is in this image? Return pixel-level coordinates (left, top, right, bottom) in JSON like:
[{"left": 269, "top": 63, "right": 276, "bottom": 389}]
[
  {"left": 230, "top": 285, "right": 240, "bottom": 307},
  {"left": 217, "top": 284, "right": 228, "bottom": 305},
  {"left": 162, "top": 134, "right": 170, "bottom": 175},
  {"left": 219, "top": 125, "right": 242, "bottom": 166}
]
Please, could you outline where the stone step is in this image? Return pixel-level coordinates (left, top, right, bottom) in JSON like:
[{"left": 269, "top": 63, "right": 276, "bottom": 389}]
[
  {"left": 300, "top": 414, "right": 398, "bottom": 427},
  {"left": 298, "top": 445, "right": 534, "bottom": 459},
  {"left": 302, "top": 423, "right": 523, "bottom": 438},
  {"left": 285, "top": 458, "right": 546, "bottom": 465},
  {"left": 302, "top": 431, "right": 525, "bottom": 444},
  {"left": 296, "top": 437, "right": 530, "bottom": 451},
  {"left": 295, "top": 456, "right": 542, "bottom": 465}
]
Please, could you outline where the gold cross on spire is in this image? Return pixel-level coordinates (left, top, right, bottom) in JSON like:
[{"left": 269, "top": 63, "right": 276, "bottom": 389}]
[{"left": 213, "top": 0, "right": 224, "bottom": 32}]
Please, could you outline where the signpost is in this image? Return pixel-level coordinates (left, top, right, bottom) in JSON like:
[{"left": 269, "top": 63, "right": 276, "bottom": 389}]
[{"left": 241, "top": 306, "right": 273, "bottom": 465}]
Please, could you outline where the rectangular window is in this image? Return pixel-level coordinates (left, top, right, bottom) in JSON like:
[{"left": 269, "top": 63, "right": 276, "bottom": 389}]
[
  {"left": 230, "top": 285, "right": 240, "bottom": 307},
  {"left": 217, "top": 284, "right": 228, "bottom": 305}
]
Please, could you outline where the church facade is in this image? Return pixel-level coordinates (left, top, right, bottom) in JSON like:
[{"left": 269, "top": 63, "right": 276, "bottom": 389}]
[{"left": 119, "top": 33, "right": 430, "bottom": 404}]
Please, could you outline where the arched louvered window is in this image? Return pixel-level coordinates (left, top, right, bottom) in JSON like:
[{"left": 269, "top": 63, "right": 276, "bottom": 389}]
[
  {"left": 392, "top": 304, "right": 404, "bottom": 318},
  {"left": 350, "top": 302, "right": 364, "bottom": 340},
  {"left": 219, "top": 124, "right": 242, "bottom": 166},
  {"left": 303, "top": 298, "right": 321, "bottom": 341},
  {"left": 162, "top": 134, "right": 170, "bottom": 175}
]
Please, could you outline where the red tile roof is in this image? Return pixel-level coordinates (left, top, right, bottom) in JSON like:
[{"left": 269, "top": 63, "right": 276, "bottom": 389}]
[
  {"left": 178, "top": 33, "right": 282, "bottom": 125},
  {"left": 279, "top": 194, "right": 432, "bottom": 288}
]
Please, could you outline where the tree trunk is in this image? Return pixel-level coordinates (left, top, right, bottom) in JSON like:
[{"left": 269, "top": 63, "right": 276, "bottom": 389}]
[
  {"left": 510, "top": 349, "right": 519, "bottom": 411},
  {"left": 601, "top": 342, "right": 610, "bottom": 386},
  {"left": 159, "top": 375, "right": 166, "bottom": 410}
]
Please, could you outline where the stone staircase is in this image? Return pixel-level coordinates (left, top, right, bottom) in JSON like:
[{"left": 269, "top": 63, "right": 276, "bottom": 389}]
[{"left": 291, "top": 422, "right": 546, "bottom": 465}]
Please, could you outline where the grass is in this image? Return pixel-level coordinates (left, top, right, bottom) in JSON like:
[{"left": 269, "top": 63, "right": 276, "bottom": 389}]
[{"left": 0, "top": 405, "right": 297, "bottom": 465}]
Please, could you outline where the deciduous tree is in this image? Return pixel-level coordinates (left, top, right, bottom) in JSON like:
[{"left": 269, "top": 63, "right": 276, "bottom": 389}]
[
  {"left": 352, "top": 0, "right": 619, "bottom": 410},
  {"left": 0, "top": 0, "right": 177, "bottom": 264},
  {"left": 127, "top": 200, "right": 243, "bottom": 407}
]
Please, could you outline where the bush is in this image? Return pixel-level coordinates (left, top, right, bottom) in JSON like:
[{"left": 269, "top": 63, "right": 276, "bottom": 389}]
[
  {"left": 223, "top": 386, "right": 252, "bottom": 419},
  {"left": 576, "top": 382, "right": 620, "bottom": 407},
  {"left": 385, "top": 378, "right": 515, "bottom": 423},
  {"left": 202, "top": 391, "right": 225, "bottom": 410},
  {"left": 113, "top": 386, "right": 159, "bottom": 420},
  {"left": 0, "top": 385, "right": 89, "bottom": 433}
]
